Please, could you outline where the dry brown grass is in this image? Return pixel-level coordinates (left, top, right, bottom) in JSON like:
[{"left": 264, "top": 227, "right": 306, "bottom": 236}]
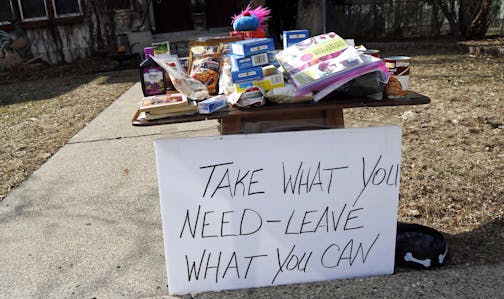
[
  {"left": 0, "top": 58, "right": 137, "bottom": 199},
  {"left": 346, "top": 42, "right": 504, "bottom": 266},
  {"left": 0, "top": 41, "right": 503, "bottom": 267}
]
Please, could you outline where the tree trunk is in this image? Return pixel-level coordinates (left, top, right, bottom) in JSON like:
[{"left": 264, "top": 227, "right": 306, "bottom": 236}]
[
  {"left": 296, "top": 0, "right": 323, "bottom": 35},
  {"left": 436, "top": 0, "right": 460, "bottom": 36},
  {"left": 265, "top": 0, "right": 298, "bottom": 45},
  {"left": 431, "top": 1, "right": 443, "bottom": 37},
  {"left": 436, "top": 0, "right": 499, "bottom": 39},
  {"left": 465, "top": 0, "right": 493, "bottom": 39},
  {"left": 393, "top": 0, "right": 403, "bottom": 38}
]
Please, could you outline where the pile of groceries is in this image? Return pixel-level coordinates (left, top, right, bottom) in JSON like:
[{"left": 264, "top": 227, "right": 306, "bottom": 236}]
[{"left": 133, "top": 30, "right": 411, "bottom": 121}]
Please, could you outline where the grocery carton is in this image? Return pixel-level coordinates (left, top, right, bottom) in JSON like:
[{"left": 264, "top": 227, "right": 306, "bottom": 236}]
[
  {"left": 230, "top": 29, "right": 266, "bottom": 40},
  {"left": 283, "top": 30, "right": 310, "bottom": 49},
  {"left": 198, "top": 95, "right": 229, "bottom": 114},
  {"left": 234, "top": 72, "right": 285, "bottom": 92},
  {"left": 231, "top": 65, "right": 264, "bottom": 83},
  {"left": 230, "top": 52, "right": 269, "bottom": 70},
  {"left": 230, "top": 38, "right": 275, "bottom": 57}
]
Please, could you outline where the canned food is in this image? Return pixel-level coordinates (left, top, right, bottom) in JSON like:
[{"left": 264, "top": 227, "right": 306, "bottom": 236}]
[
  {"left": 384, "top": 56, "right": 410, "bottom": 98},
  {"left": 365, "top": 49, "right": 380, "bottom": 58}
]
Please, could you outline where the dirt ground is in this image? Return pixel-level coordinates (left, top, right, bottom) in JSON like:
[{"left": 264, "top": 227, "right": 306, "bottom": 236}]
[
  {"left": 0, "top": 40, "right": 503, "bottom": 269},
  {"left": 0, "top": 58, "right": 138, "bottom": 199}
]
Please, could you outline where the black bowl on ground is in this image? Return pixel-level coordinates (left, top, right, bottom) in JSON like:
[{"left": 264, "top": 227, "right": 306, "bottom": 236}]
[{"left": 395, "top": 222, "right": 449, "bottom": 269}]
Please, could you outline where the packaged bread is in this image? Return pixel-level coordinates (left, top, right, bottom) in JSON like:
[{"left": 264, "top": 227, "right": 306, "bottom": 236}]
[
  {"left": 189, "top": 55, "right": 221, "bottom": 95},
  {"left": 152, "top": 56, "right": 209, "bottom": 101},
  {"left": 188, "top": 37, "right": 241, "bottom": 95}
]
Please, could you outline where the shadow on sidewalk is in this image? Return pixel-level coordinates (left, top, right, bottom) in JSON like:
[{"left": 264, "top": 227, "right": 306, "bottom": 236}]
[{"left": 445, "top": 217, "right": 504, "bottom": 267}]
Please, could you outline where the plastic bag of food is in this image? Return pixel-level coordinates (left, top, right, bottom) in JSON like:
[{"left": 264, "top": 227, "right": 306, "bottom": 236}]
[
  {"left": 265, "top": 83, "right": 313, "bottom": 104},
  {"left": 218, "top": 55, "right": 235, "bottom": 95},
  {"left": 189, "top": 55, "right": 221, "bottom": 95},
  {"left": 232, "top": 86, "right": 265, "bottom": 108},
  {"left": 152, "top": 54, "right": 186, "bottom": 94},
  {"left": 153, "top": 56, "right": 209, "bottom": 101},
  {"left": 332, "top": 70, "right": 389, "bottom": 100},
  {"left": 187, "top": 37, "right": 240, "bottom": 95},
  {"left": 311, "top": 59, "right": 389, "bottom": 101}
]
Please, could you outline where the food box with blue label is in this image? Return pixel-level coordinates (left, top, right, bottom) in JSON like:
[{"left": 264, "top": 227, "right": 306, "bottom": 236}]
[
  {"left": 198, "top": 95, "right": 229, "bottom": 114},
  {"left": 230, "top": 52, "right": 270, "bottom": 70},
  {"left": 230, "top": 38, "right": 275, "bottom": 57},
  {"left": 231, "top": 65, "right": 264, "bottom": 83},
  {"left": 234, "top": 72, "right": 285, "bottom": 92},
  {"left": 283, "top": 30, "right": 310, "bottom": 48},
  {"left": 267, "top": 51, "right": 280, "bottom": 67}
]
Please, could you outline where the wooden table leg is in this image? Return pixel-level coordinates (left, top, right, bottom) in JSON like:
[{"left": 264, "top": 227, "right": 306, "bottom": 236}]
[
  {"left": 219, "top": 116, "right": 242, "bottom": 135},
  {"left": 325, "top": 108, "right": 345, "bottom": 128}
]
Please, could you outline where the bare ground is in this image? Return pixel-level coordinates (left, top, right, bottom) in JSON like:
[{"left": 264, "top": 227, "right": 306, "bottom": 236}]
[{"left": 0, "top": 41, "right": 503, "bottom": 269}]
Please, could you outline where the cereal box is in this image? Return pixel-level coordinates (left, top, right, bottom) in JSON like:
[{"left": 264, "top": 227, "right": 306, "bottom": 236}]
[
  {"left": 230, "top": 52, "right": 269, "bottom": 70},
  {"left": 234, "top": 72, "right": 285, "bottom": 92},
  {"left": 230, "top": 38, "right": 275, "bottom": 57},
  {"left": 230, "top": 65, "right": 264, "bottom": 83},
  {"left": 283, "top": 30, "right": 310, "bottom": 49}
]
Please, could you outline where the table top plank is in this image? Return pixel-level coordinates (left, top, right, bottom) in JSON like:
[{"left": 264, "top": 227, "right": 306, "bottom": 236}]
[{"left": 132, "top": 91, "right": 430, "bottom": 127}]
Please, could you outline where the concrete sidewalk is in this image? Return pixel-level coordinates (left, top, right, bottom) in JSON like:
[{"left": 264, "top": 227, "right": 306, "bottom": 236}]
[{"left": 1, "top": 83, "right": 502, "bottom": 298}]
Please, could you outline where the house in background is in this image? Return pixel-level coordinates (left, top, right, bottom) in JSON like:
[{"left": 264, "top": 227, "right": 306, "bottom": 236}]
[{"left": 0, "top": 0, "right": 244, "bottom": 70}]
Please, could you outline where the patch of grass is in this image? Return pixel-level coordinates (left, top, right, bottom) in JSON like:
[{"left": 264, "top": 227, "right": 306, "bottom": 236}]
[{"left": 0, "top": 59, "right": 138, "bottom": 199}]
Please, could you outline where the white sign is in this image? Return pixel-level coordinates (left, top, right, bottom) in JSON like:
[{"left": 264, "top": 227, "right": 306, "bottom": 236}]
[{"left": 155, "top": 126, "right": 402, "bottom": 295}]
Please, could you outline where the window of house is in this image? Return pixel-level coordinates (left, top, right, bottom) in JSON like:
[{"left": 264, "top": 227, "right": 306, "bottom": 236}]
[
  {"left": 52, "top": 0, "right": 82, "bottom": 17},
  {"left": 0, "top": 0, "right": 83, "bottom": 29},
  {"left": 107, "top": 0, "right": 132, "bottom": 11},
  {"left": 0, "top": 0, "right": 15, "bottom": 24},
  {"left": 18, "top": 0, "right": 48, "bottom": 21}
]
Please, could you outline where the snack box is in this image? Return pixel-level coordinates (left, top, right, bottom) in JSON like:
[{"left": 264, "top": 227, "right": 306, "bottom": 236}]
[
  {"left": 229, "top": 52, "right": 269, "bottom": 70},
  {"left": 283, "top": 30, "right": 310, "bottom": 49},
  {"left": 267, "top": 51, "right": 280, "bottom": 67},
  {"left": 231, "top": 65, "right": 263, "bottom": 83},
  {"left": 234, "top": 72, "right": 285, "bottom": 93},
  {"left": 152, "top": 41, "right": 170, "bottom": 55},
  {"left": 230, "top": 29, "right": 266, "bottom": 40},
  {"left": 230, "top": 38, "right": 275, "bottom": 57},
  {"left": 198, "top": 95, "right": 229, "bottom": 114}
]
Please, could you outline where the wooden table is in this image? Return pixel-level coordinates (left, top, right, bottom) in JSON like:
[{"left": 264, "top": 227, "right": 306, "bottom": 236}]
[{"left": 132, "top": 91, "right": 430, "bottom": 134}]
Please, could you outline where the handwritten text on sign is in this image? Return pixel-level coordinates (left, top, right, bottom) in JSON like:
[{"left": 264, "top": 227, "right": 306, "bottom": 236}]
[{"left": 155, "top": 126, "right": 402, "bottom": 295}]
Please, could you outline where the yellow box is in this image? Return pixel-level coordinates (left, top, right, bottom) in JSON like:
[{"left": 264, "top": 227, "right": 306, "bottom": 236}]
[{"left": 235, "top": 73, "right": 285, "bottom": 93}]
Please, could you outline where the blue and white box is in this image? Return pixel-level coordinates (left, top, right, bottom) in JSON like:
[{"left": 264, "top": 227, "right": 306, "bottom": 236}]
[
  {"left": 230, "top": 52, "right": 269, "bottom": 70},
  {"left": 267, "top": 50, "right": 280, "bottom": 67},
  {"left": 198, "top": 95, "right": 229, "bottom": 114},
  {"left": 231, "top": 65, "right": 263, "bottom": 83},
  {"left": 283, "top": 30, "right": 310, "bottom": 48},
  {"left": 230, "top": 38, "right": 275, "bottom": 57}
]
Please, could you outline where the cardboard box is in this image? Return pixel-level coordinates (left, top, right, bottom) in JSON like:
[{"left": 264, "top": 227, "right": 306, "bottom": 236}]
[
  {"left": 152, "top": 41, "right": 170, "bottom": 55},
  {"left": 230, "top": 52, "right": 269, "bottom": 70},
  {"left": 267, "top": 51, "right": 280, "bottom": 67},
  {"left": 198, "top": 95, "right": 229, "bottom": 114},
  {"left": 234, "top": 72, "right": 285, "bottom": 92},
  {"left": 283, "top": 30, "right": 310, "bottom": 48},
  {"left": 231, "top": 65, "right": 264, "bottom": 83},
  {"left": 230, "top": 29, "right": 266, "bottom": 40},
  {"left": 230, "top": 38, "right": 275, "bottom": 57}
]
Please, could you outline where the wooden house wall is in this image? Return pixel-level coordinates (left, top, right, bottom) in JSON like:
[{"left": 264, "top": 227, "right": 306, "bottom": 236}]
[{"left": 1, "top": 0, "right": 144, "bottom": 69}]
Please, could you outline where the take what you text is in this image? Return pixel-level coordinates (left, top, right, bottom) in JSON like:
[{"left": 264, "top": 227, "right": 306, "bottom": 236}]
[{"left": 155, "top": 127, "right": 402, "bottom": 294}]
